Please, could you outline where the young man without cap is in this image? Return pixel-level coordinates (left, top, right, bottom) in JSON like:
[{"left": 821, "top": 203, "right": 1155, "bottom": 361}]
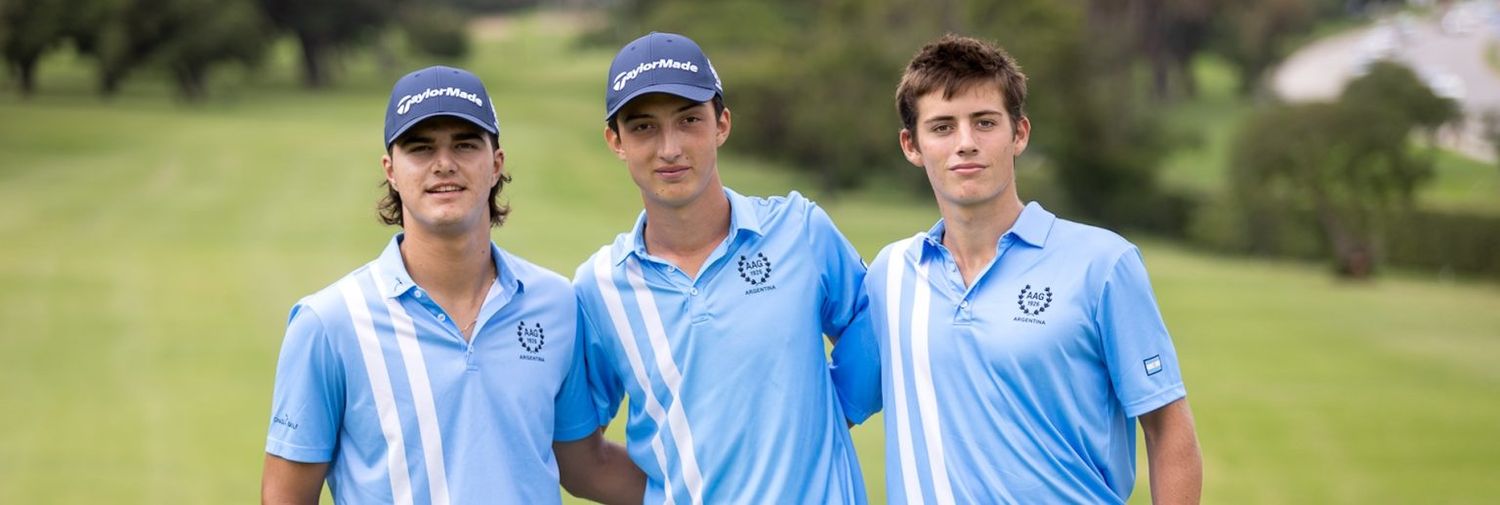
[
  {"left": 838, "top": 35, "right": 1204, "bottom": 504},
  {"left": 572, "top": 32, "right": 872, "bottom": 504},
  {"left": 261, "top": 65, "right": 644, "bottom": 505}
]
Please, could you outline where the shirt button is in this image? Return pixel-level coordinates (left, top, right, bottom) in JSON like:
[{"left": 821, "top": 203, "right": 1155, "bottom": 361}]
[
  {"left": 414, "top": 290, "right": 424, "bottom": 299},
  {"left": 690, "top": 288, "right": 699, "bottom": 296},
  {"left": 437, "top": 314, "right": 447, "bottom": 322},
  {"left": 960, "top": 301, "right": 970, "bottom": 309}
]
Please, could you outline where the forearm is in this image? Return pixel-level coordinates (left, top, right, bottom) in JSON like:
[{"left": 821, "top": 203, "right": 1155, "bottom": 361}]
[
  {"left": 1142, "top": 399, "right": 1202, "bottom": 505},
  {"left": 557, "top": 431, "right": 645, "bottom": 505},
  {"left": 1146, "top": 428, "right": 1202, "bottom": 504},
  {"left": 261, "top": 454, "right": 327, "bottom": 505}
]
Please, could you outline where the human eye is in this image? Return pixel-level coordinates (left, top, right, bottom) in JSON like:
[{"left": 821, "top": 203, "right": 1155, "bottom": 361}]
[
  {"left": 977, "top": 118, "right": 999, "bottom": 129},
  {"left": 930, "top": 123, "right": 954, "bottom": 134}
]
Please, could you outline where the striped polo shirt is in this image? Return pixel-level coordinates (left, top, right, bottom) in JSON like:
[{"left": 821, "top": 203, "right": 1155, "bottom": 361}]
[
  {"left": 844, "top": 202, "right": 1187, "bottom": 504},
  {"left": 265, "top": 233, "right": 597, "bottom": 504},
  {"left": 573, "top": 188, "right": 871, "bottom": 505}
]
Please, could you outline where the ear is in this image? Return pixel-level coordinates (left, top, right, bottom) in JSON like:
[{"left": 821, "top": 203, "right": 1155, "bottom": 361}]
[
  {"left": 382, "top": 153, "right": 397, "bottom": 189},
  {"left": 1012, "top": 116, "right": 1031, "bottom": 155},
  {"left": 604, "top": 126, "right": 626, "bottom": 161},
  {"left": 715, "top": 106, "right": 732, "bottom": 147},
  {"left": 899, "top": 129, "right": 924, "bottom": 168},
  {"left": 491, "top": 144, "right": 506, "bottom": 183}
]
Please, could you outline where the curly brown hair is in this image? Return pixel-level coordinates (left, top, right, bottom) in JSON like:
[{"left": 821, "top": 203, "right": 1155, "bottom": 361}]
[
  {"left": 896, "top": 34, "right": 1028, "bottom": 137},
  {"left": 378, "top": 134, "right": 512, "bottom": 227}
]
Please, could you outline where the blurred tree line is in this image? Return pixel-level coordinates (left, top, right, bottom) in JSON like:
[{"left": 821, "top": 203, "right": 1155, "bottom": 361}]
[
  {"left": 594, "top": 0, "right": 1391, "bottom": 229},
  {"left": 599, "top": 0, "right": 1496, "bottom": 280},
  {"left": 0, "top": 0, "right": 511, "bottom": 98}
]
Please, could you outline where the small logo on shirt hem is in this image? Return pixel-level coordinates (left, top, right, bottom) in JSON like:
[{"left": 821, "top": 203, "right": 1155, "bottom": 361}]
[
  {"left": 272, "top": 413, "right": 299, "bottom": 430},
  {"left": 1144, "top": 355, "right": 1163, "bottom": 376}
]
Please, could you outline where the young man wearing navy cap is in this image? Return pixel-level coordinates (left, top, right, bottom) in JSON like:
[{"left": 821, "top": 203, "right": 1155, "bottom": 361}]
[
  {"left": 571, "top": 33, "right": 872, "bottom": 504},
  {"left": 261, "top": 65, "right": 644, "bottom": 505},
  {"left": 838, "top": 35, "right": 1203, "bottom": 503}
]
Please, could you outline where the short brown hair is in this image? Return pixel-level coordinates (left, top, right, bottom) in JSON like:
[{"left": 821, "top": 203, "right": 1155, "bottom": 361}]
[
  {"left": 378, "top": 133, "right": 512, "bottom": 227},
  {"left": 896, "top": 34, "right": 1027, "bottom": 136}
]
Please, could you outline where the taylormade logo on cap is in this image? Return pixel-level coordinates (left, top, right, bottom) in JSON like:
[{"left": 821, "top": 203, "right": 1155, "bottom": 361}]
[
  {"left": 396, "top": 86, "right": 484, "bottom": 115},
  {"left": 612, "top": 58, "right": 701, "bottom": 91}
]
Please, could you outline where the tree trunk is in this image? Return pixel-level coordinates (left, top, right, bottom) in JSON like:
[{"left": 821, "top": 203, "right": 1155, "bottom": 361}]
[
  {"left": 17, "top": 54, "right": 39, "bottom": 97},
  {"left": 298, "top": 32, "right": 329, "bottom": 88},
  {"left": 99, "top": 66, "right": 124, "bottom": 98},
  {"left": 1313, "top": 199, "right": 1374, "bottom": 279},
  {"left": 174, "top": 65, "right": 205, "bottom": 101}
]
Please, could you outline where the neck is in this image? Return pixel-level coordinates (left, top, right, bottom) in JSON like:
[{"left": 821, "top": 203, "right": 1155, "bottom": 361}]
[
  {"left": 642, "top": 184, "right": 731, "bottom": 275},
  {"left": 399, "top": 225, "right": 496, "bottom": 296},
  {"left": 939, "top": 193, "right": 1025, "bottom": 286}
]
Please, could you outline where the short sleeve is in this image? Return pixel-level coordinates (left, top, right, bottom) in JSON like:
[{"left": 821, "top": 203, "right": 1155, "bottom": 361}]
[
  {"left": 807, "top": 204, "right": 882, "bottom": 423},
  {"left": 266, "top": 303, "right": 344, "bottom": 463},
  {"left": 553, "top": 308, "right": 600, "bottom": 442},
  {"left": 1096, "top": 247, "right": 1187, "bottom": 418},
  {"left": 807, "top": 204, "right": 869, "bottom": 339},
  {"left": 577, "top": 296, "right": 625, "bottom": 427}
]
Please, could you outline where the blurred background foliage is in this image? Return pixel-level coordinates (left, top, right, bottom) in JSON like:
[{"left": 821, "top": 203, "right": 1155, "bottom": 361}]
[
  {"left": 3, "top": 0, "right": 1496, "bottom": 276},
  {"left": 1, "top": 2, "right": 1494, "bottom": 274}
]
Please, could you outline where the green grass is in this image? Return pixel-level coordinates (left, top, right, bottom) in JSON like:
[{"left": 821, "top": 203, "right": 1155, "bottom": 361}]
[{"left": 2, "top": 11, "right": 1499, "bottom": 505}]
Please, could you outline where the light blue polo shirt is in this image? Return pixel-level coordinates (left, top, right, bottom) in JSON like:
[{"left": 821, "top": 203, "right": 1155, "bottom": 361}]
[
  {"left": 266, "top": 233, "right": 597, "bottom": 505},
  {"left": 843, "top": 202, "right": 1186, "bottom": 504},
  {"left": 573, "top": 188, "right": 870, "bottom": 505}
]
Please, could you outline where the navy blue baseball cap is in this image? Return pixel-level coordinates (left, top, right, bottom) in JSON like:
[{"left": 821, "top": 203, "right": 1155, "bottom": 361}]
[
  {"left": 605, "top": 32, "right": 723, "bottom": 121},
  {"left": 384, "top": 65, "right": 499, "bottom": 147}
]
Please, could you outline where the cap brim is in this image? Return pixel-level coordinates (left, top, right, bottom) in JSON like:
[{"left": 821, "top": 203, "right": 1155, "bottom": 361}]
[
  {"left": 386, "top": 111, "right": 500, "bottom": 147},
  {"left": 605, "top": 83, "right": 719, "bottom": 121}
]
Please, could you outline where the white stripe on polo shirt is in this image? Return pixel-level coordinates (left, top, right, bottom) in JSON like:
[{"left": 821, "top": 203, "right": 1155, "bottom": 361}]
[
  {"left": 884, "top": 237, "right": 924, "bottom": 505},
  {"left": 370, "top": 264, "right": 451, "bottom": 505},
  {"left": 907, "top": 250, "right": 955, "bottom": 504},
  {"left": 623, "top": 257, "right": 706, "bottom": 504},
  {"left": 338, "top": 276, "right": 415, "bottom": 505},
  {"left": 591, "top": 250, "right": 689, "bottom": 505}
]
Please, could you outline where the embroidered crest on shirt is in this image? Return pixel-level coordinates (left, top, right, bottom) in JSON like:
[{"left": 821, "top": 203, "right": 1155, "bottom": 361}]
[
  {"left": 517, "top": 321, "right": 545, "bottom": 361},
  {"left": 1014, "top": 284, "right": 1052, "bottom": 325},
  {"left": 738, "top": 252, "right": 777, "bottom": 295}
]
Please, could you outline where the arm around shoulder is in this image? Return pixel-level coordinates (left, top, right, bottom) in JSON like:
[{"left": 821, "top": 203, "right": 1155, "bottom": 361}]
[{"left": 1140, "top": 397, "right": 1202, "bottom": 505}]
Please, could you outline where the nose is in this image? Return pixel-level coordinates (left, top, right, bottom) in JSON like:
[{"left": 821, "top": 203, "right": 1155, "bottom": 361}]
[
  {"left": 658, "top": 128, "right": 684, "bottom": 163},
  {"left": 432, "top": 146, "right": 459, "bottom": 174},
  {"left": 956, "top": 124, "right": 979, "bottom": 156}
]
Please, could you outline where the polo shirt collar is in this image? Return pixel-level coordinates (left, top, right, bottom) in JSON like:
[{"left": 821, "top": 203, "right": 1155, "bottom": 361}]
[
  {"left": 614, "top": 187, "right": 766, "bottom": 266},
  {"left": 375, "top": 233, "right": 524, "bottom": 299},
  {"left": 918, "top": 201, "right": 1056, "bottom": 258}
]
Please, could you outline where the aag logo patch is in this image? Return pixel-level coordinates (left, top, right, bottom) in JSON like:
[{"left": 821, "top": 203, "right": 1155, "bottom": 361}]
[
  {"left": 517, "top": 321, "right": 545, "bottom": 361},
  {"left": 738, "top": 252, "right": 776, "bottom": 295},
  {"left": 1013, "top": 284, "right": 1053, "bottom": 325}
]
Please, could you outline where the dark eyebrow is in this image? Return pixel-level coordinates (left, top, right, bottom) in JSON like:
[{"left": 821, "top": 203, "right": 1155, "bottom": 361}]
[
  {"left": 623, "top": 101, "right": 708, "bottom": 123},
  {"left": 396, "top": 135, "right": 432, "bottom": 148},
  {"left": 923, "top": 115, "right": 956, "bottom": 125},
  {"left": 451, "top": 131, "right": 484, "bottom": 142}
]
